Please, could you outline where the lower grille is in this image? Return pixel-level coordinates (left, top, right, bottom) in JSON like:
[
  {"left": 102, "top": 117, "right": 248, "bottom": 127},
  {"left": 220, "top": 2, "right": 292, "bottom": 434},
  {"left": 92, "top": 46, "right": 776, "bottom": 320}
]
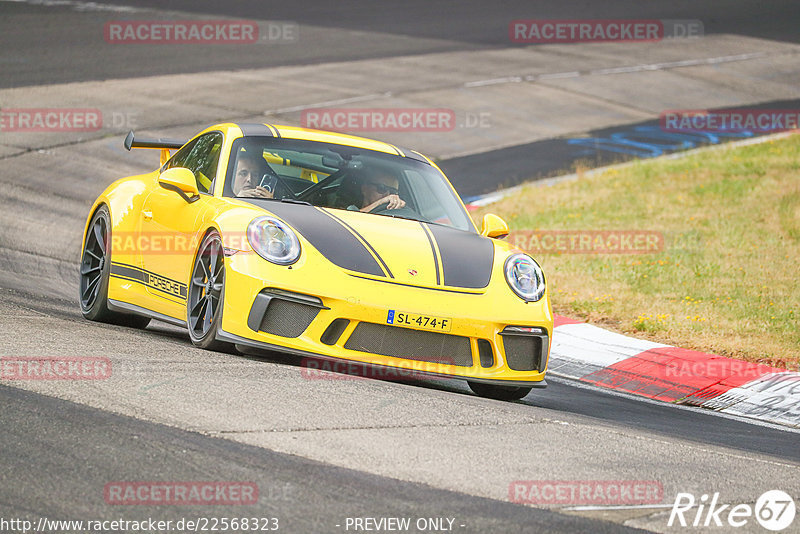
[
  {"left": 344, "top": 322, "right": 473, "bottom": 367},
  {"left": 503, "top": 335, "right": 544, "bottom": 372},
  {"left": 259, "top": 299, "right": 319, "bottom": 338}
]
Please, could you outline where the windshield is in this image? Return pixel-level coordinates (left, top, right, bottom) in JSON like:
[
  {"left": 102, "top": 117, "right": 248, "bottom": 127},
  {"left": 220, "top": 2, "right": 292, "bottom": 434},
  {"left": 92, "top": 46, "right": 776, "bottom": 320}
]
[{"left": 223, "top": 137, "right": 474, "bottom": 232}]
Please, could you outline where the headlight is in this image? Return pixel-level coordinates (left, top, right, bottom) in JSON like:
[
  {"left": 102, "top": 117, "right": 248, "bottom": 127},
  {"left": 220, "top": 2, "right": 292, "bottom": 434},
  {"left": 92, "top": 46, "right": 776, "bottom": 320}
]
[
  {"left": 247, "top": 216, "right": 301, "bottom": 265},
  {"left": 504, "top": 253, "right": 546, "bottom": 302}
]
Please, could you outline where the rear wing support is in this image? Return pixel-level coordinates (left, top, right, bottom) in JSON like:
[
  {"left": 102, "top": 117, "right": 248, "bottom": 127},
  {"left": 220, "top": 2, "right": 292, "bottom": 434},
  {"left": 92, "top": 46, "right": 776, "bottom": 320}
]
[{"left": 124, "top": 130, "right": 186, "bottom": 166}]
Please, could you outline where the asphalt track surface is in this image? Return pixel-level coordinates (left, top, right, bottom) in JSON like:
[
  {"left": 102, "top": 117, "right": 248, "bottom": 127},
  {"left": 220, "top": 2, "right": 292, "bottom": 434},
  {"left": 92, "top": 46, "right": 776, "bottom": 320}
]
[
  {"left": 1, "top": 1, "right": 800, "bottom": 533},
  {"left": 0, "top": 385, "right": 642, "bottom": 534},
  {"left": 443, "top": 97, "right": 800, "bottom": 197},
  {"left": 2, "top": 0, "right": 799, "bottom": 88}
]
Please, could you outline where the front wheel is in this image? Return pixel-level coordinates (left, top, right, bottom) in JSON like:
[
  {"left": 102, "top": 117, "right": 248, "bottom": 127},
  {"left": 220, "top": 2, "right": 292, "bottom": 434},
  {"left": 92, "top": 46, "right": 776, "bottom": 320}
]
[
  {"left": 187, "top": 230, "right": 234, "bottom": 352},
  {"left": 468, "top": 381, "right": 532, "bottom": 401}
]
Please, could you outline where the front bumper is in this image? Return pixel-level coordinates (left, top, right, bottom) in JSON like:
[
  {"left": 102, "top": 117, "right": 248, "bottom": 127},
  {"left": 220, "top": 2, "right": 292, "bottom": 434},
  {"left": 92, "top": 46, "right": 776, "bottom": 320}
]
[{"left": 220, "top": 250, "right": 553, "bottom": 386}]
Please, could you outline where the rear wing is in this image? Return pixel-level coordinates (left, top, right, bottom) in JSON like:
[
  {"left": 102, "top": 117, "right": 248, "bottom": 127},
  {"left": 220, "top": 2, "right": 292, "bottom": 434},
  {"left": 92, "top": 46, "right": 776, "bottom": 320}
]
[{"left": 124, "top": 130, "right": 186, "bottom": 165}]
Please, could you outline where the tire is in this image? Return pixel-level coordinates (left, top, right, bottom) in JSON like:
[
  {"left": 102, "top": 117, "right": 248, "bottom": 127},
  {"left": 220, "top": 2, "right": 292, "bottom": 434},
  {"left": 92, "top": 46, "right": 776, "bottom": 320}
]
[
  {"left": 79, "top": 205, "right": 150, "bottom": 329},
  {"left": 187, "top": 229, "right": 234, "bottom": 352},
  {"left": 468, "top": 381, "right": 532, "bottom": 401}
]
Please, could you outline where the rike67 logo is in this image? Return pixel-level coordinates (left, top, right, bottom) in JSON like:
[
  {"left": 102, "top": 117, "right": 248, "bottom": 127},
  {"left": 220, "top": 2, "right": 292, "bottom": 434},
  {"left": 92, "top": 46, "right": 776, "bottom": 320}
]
[{"left": 669, "top": 490, "right": 796, "bottom": 531}]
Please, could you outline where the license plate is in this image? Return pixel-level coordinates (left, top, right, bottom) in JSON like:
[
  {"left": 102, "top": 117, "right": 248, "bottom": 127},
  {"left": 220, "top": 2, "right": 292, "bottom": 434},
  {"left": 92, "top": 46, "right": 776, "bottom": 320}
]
[{"left": 386, "top": 310, "right": 451, "bottom": 332}]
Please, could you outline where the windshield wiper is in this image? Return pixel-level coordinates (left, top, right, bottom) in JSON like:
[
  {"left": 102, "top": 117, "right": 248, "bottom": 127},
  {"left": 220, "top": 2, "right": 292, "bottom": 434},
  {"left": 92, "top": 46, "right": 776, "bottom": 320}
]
[
  {"left": 280, "top": 198, "right": 312, "bottom": 206},
  {"left": 374, "top": 212, "right": 425, "bottom": 223}
]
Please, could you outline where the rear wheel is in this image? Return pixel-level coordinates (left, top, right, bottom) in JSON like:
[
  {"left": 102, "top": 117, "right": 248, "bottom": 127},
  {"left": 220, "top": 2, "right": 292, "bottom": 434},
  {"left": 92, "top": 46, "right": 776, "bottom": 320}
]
[
  {"left": 187, "top": 230, "right": 234, "bottom": 351},
  {"left": 79, "top": 206, "right": 150, "bottom": 328},
  {"left": 468, "top": 381, "right": 532, "bottom": 401}
]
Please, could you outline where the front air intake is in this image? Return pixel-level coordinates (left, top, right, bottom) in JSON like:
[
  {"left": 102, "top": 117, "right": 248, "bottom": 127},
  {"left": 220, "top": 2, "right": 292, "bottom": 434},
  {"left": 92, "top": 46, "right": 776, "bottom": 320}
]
[
  {"left": 259, "top": 299, "right": 320, "bottom": 338},
  {"left": 247, "top": 289, "right": 328, "bottom": 338},
  {"left": 344, "top": 322, "right": 473, "bottom": 367},
  {"left": 500, "top": 327, "right": 549, "bottom": 372}
]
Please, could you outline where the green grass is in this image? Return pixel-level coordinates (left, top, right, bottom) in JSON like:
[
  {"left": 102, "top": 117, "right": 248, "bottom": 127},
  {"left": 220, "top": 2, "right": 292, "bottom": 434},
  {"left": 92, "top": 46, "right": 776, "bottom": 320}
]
[{"left": 473, "top": 136, "right": 800, "bottom": 369}]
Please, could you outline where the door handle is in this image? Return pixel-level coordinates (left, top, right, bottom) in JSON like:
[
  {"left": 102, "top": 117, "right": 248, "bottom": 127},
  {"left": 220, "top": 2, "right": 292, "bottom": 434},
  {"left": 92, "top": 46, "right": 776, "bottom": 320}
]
[{"left": 142, "top": 210, "right": 153, "bottom": 221}]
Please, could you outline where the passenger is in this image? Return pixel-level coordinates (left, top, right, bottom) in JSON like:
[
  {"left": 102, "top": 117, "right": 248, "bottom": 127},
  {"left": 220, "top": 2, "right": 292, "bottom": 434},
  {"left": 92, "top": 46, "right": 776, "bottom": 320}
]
[{"left": 232, "top": 152, "right": 274, "bottom": 199}]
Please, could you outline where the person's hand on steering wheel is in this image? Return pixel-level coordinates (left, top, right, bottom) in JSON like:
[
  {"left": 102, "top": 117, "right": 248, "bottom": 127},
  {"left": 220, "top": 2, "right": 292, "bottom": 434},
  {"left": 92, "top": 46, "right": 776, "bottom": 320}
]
[{"left": 362, "top": 194, "right": 405, "bottom": 213}]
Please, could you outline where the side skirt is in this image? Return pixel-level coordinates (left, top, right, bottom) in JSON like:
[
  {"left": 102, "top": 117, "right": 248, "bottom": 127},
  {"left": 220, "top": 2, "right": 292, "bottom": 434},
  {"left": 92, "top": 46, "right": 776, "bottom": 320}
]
[{"left": 108, "top": 299, "right": 187, "bottom": 328}]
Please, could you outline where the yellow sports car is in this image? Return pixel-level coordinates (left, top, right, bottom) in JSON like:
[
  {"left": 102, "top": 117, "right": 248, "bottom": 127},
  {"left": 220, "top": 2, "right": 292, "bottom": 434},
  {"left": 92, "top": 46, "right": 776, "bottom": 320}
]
[{"left": 80, "top": 123, "right": 553, "bottom": 400}]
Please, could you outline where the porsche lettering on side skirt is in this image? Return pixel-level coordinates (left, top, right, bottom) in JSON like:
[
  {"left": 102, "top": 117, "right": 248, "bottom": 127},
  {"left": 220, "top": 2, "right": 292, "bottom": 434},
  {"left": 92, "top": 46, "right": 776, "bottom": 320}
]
[{"left": 110, "top": 262, "right": 187, "bottom": 300}]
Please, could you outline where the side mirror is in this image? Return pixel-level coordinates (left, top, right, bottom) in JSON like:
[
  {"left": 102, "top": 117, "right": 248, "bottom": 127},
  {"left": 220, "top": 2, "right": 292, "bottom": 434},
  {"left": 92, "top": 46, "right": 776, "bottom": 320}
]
[
  {"left": 480, "top": 213, "right": 509, "bottom": 239},
  {"left": 158, "top": 167, "right": 200, "bottom": 203}
]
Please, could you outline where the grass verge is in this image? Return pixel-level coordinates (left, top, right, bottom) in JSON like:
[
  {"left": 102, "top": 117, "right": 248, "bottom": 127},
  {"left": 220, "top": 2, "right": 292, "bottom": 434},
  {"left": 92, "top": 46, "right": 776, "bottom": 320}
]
[{"left": 472, "top": 134, "right": 800, "bottom": 369}]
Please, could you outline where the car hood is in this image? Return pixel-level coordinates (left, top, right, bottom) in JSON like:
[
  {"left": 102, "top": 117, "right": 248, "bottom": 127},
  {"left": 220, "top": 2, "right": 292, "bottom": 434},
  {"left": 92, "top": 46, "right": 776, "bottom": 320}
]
[{"left": 246, "top": 200, "right": 495, "bottom": 290}]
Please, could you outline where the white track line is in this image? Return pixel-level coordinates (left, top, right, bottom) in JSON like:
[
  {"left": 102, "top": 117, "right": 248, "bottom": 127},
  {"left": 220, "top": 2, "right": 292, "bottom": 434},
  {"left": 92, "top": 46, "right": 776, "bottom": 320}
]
[
  {"left": 464, "top": 76, "right": 523, "bottom": 88},
  {"left": 0, "top": 0, "right": 142, "bottom": 12},
  {"left": 563, "top": 504, "right": 676, "bottom": 511},
  {"left": 466, "top": 51, "right": 778, "bottom": 87},
  {"left": 267, "top": 93, "right": 393, "bottom": 114}
]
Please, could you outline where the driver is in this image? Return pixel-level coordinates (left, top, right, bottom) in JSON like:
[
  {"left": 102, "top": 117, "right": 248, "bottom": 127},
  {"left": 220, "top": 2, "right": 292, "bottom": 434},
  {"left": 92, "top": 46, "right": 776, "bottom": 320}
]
[
  {"left": 356, "top": 169, "right": 405, "bottom": 212},
  {"left": 232, "top": 151, "right": 274, "bottom": 199}
]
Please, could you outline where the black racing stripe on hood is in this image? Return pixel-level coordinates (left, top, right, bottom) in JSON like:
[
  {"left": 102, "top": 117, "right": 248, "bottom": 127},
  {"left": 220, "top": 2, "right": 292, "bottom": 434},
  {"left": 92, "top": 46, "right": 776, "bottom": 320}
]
[
  {"left": 427, "top": 224, "right": 494, "bottom": 289},
  {"left": 322, "top": 209, "right": 394, "bottom": 278},
  {"left": 241, "top": 200, "right": 385, "bottom": 277},
  {"left": 419, "top": 222, "right": 441, "bottom": 285}
]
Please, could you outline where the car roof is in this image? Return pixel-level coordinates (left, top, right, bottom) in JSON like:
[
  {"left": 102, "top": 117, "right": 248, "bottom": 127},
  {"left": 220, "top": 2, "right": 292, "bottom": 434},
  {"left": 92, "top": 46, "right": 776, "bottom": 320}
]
[{"left": 209, "top": 122, "right": 431, "bottom": 165}]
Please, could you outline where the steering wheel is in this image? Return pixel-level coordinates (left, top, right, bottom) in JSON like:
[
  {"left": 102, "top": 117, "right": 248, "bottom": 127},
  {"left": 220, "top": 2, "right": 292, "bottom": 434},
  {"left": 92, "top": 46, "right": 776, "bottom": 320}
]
[{"left": 296, "top": 168, "right": 347, "bottom": 202}]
